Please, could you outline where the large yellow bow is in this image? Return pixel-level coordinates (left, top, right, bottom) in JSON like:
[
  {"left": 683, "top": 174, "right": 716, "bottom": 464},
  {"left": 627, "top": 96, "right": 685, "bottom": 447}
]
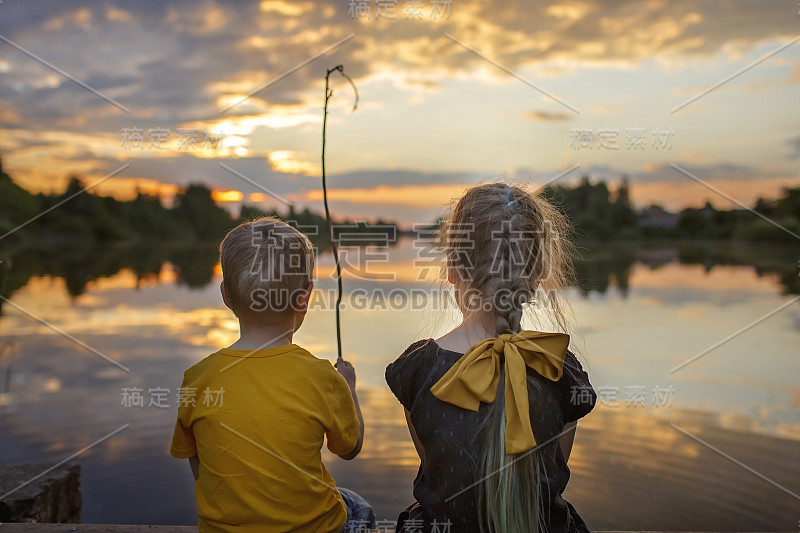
[{"left": 430, "top": 330, "right": 569, "bottom": 454}]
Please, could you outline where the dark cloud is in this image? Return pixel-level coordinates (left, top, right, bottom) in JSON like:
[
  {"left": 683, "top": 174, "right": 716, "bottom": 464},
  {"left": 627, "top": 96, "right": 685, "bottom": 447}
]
[
  {"left": 629, "top": 161, "right": 789, "bottom": 184},
  {"left": 117, "top": 156, "right": 484, "bottom": 197},
  {"left": 118, "top": 154, "right": 304, "bottom": 196},
  {"left": 1, "top": 0, "right": 795, "bottom": 132},
  {"left": 104, "top": 155, "right": 787, "bottom": 200}
]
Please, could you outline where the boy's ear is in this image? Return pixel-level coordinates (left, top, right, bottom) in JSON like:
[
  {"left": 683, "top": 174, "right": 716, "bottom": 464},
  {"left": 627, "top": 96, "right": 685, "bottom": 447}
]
[
  {"left": 299, "top": 281, "right": 314, "bottom": 309},
  {"left": 290, "top": 282, "right": 314, "bottom": 332},
  {"left": 220, "top": 280, "right": 232, "bottom": 310},
  {"left": 292, "top": 282, "right": 314, "bottom": 325}
]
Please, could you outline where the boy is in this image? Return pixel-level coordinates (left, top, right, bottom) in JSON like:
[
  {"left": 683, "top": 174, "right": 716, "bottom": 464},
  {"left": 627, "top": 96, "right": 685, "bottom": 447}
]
[{"left": 170, "top": 216, "right": 374, "bottom": 532}]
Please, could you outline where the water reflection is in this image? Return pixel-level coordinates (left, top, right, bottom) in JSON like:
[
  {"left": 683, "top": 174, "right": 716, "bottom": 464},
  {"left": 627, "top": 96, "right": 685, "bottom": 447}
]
[
  {"left": 566, "top": 406, "right": 800, "bottom": 531},
  {"left": 2, "top": 375, "right": 798, "bottom": 529},
  {"left": 571, "top": 241, "right": 800, "bottom": 297},
  {"left": 1, "top": 240, "right": 798, "bottom": 312},
  {"left": 0, "top": 242, "right": 220, "bottom": 305},
  {"left": 0, "top": 239, "right": 798, "bottom": 528}
]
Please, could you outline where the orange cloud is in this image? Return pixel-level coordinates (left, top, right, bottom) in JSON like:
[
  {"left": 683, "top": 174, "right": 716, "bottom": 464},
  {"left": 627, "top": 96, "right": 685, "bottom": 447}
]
[
  {"left": 304, "top": 183, "right": 471, "bottom": 208},
  {"left": 526, "top": 109, "right": 574, "bottom": 122},
  {"left": 212, "top": 189, "right": 244, "bottom": 202}
]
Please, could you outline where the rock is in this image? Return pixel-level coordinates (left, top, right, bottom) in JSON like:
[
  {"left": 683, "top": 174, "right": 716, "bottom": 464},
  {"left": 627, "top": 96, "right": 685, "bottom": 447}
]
[{"left": 0, "top": 463, "right": 81, "bottom": 523}]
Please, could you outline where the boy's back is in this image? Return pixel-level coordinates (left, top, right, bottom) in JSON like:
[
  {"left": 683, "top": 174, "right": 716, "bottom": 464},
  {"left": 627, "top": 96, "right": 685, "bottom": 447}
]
[{"left": 170, "top": 343, "right": 360, "bottom": 533}]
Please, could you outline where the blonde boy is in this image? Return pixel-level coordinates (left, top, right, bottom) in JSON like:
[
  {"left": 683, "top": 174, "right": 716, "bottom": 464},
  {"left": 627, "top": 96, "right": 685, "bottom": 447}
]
[{"left": 170, "top": 217, "right": 373, "bottom": 532}]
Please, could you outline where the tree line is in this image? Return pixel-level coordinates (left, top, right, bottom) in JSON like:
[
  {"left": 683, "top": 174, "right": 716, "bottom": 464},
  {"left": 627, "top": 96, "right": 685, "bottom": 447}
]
[
  {"left": 1, "top": 158, "right": 798, "bottom": 244},
  {"left": 542, "top": 176, "right": 800, "bottom": 242},
  {"left": 0, "top": 158, "right": 397, "bottom": 246}
]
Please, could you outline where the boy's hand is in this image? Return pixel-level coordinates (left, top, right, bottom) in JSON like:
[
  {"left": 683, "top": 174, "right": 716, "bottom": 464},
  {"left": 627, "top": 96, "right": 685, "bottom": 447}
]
[{"left": 335, "top": 359, "right": 356, "bottom": 389}]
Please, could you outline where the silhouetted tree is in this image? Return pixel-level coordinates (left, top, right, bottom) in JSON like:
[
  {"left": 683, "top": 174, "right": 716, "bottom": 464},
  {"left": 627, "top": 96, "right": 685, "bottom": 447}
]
[{"left": 172, "top": 184, "right": 236, "bottom": 241}]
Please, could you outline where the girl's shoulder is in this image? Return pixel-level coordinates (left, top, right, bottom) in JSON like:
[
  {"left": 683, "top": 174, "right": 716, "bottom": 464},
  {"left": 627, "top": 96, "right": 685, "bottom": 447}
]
[
  {"left": 561, "top": 349, "right": 591, "bottom": 386},
  {"left": 556, "top": 349, "right": 597, "bottom": 422},
  {"left": 403, "top": 337, "right": 440, "bottom": 357},
  {"left": 402, "top": 338, "right": 433, "bottom": 352},
  {"left": 385, "top": 338, "right": 440, "bottom": 411},
  {"left": 386, "top": 338, "right": 439, "bottom": 376}
]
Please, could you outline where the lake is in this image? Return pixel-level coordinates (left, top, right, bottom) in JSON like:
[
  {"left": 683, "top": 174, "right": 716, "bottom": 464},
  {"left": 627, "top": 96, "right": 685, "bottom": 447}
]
[{"left": 0, "top": 238, "right": 798, "bottom": 530}]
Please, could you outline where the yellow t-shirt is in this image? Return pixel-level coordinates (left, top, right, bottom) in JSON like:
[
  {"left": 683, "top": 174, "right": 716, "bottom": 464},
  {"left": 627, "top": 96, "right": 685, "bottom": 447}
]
[{"left": 170, "top": 343, "right": 360, "bottom": 533}]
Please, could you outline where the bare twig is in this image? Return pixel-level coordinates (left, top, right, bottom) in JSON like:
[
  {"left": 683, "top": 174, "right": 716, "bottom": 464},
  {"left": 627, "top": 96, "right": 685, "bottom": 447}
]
[{"left": 321, "top": 65, "right": 358, "bottom": 362}]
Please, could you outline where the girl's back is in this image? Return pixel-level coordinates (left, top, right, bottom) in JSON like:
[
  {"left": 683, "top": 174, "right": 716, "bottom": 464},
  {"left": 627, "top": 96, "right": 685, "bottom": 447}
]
[
  {"left": 385, "top": 182, "right": 597, "bottom": 533},
  {"left": 386, "top": 339, "right": 595, "bottom": 533}
]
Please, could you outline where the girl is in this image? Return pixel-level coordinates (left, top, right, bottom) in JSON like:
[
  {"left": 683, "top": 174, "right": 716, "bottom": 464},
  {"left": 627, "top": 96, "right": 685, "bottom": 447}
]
[{"left": 385, "top": 183, "right": 596, "bottom": 533}]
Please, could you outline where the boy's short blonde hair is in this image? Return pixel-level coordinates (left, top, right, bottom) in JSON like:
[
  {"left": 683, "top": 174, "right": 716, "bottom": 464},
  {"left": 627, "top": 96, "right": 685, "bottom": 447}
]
[{"left": 219, "top": 216, "right": 315, "bottom": 319}]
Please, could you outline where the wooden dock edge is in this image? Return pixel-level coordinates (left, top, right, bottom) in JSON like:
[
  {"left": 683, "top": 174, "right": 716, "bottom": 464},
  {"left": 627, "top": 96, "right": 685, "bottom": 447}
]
[{"left": 0, "top": 526, "right": 783, "bottom": 533}]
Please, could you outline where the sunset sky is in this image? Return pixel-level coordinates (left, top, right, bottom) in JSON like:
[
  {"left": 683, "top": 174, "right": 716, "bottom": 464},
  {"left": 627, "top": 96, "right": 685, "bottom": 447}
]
[{"left": 1, "top": 0, "right": 799, "bottom": 225}]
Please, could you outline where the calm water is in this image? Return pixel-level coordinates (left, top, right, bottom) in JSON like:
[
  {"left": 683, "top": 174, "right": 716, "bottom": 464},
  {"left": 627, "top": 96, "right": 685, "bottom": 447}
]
[{"left": 1, "top": 239, "right": 798, "bottom": 530}]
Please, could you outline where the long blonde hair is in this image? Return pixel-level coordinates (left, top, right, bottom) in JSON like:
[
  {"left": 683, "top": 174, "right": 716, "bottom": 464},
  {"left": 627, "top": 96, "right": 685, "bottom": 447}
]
[{"left": 441, "top": 182, "right": 576, "bottom": 533}]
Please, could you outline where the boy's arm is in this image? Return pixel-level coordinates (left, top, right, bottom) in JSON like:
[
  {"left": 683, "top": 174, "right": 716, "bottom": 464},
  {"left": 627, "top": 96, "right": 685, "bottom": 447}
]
[
  {"left": 338, "top": 385, "right": 364, "bottom": 460},
  {"left": 334, "top": 359, "right": 364, "bottom": 460},
  {"left": 189, "top": 454, "right": 200, "bottom": 480}
]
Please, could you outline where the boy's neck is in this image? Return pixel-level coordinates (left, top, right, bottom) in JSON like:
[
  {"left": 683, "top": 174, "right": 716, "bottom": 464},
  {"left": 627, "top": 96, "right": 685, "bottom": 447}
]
[{"left": 228, "top": 320, "right": 296, "bottom": 351}]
